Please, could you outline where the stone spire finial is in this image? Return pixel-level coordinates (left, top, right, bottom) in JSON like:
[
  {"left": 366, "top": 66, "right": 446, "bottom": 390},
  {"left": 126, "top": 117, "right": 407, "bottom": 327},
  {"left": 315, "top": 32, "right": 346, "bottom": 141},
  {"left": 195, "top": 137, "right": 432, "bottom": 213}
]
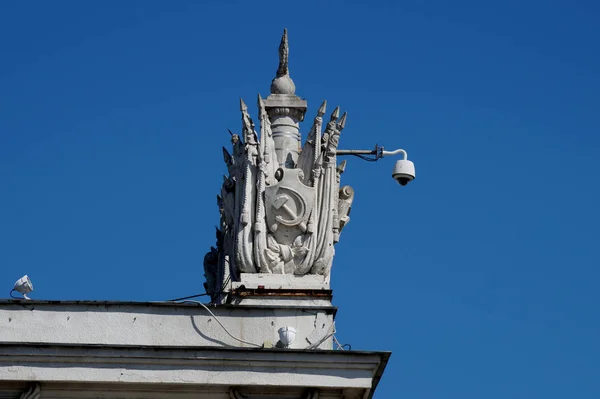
[
  {"left": 276, "top": 29, "right": 289, "bottom": 78},
  {"left": 270, "top": 29, "right": 296, "bottom": 95}
]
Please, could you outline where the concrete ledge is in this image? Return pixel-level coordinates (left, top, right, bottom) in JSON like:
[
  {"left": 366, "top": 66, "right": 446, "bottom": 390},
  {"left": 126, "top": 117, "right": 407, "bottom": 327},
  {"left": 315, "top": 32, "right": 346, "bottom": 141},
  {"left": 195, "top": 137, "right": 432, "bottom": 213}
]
[
  {"left": 233, "top": 274, "right": 329, "bottom": 290},
  {"left": 0, "top": 344, "right": 390, "bottom": 394},
  {"left": 0, "top": 382, "right": 352, "bottom": 399},
  {"left": 264, "top": 94, "right": 308, "bottom": 110},
  {"left": 0, "top": 301, "right": 335, "bottom": 350}
]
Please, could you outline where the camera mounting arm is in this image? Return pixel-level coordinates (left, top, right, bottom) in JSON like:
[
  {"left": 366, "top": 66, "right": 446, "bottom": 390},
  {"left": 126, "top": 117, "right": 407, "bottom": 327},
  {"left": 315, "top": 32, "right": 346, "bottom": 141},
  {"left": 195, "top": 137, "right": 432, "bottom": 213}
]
[
  {"left": 335, "top": 145, "right": 415, "bottom": 186},
  {"left": 335, "top": 145, "right": 408, "bottom": 162}
]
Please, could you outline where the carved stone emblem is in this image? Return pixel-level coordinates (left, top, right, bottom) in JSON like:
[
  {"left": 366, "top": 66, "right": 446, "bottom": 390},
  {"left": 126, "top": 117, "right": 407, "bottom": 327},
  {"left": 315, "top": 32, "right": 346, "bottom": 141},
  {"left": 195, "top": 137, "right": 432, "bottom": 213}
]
[
  {"left": 265, "top": 168, "right": 314, "bottom": 239},
  {"left": 203, "top": 30, "right": 354, "bottom": 299}
]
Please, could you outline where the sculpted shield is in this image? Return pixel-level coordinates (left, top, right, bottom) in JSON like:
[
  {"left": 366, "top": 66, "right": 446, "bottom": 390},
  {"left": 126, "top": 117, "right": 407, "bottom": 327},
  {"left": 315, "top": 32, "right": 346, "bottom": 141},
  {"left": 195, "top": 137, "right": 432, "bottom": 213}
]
[{"left": 265, "top": 168, "right": 315, "bottom": 245}]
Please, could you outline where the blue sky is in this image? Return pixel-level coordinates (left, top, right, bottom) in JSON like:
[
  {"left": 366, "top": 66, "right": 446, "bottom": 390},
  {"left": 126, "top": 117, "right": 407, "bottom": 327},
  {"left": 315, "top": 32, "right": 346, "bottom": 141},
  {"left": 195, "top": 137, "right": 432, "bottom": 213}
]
[{"left": 1, "top": 1, "right": 599, "bottom": 398}]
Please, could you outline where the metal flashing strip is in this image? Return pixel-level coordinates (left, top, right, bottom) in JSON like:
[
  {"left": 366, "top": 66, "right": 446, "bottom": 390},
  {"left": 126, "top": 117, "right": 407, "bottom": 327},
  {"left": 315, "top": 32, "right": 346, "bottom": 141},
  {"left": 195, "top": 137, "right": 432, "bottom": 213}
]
[{"left": 0, "top": 299, "right": 337, "bottom": 313}]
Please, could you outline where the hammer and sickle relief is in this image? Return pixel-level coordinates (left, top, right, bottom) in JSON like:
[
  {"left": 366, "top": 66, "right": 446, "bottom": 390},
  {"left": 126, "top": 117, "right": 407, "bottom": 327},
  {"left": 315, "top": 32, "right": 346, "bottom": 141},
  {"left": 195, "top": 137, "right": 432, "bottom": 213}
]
[{"left": 271, "top": 189, "right": 308, "bottom": 232}]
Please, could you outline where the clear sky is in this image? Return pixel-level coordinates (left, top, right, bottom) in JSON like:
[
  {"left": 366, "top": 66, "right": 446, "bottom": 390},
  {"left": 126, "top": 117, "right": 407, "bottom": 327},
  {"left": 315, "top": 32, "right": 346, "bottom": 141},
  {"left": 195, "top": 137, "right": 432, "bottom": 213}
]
[{"left": 1, "top": 1, "right": 599, "bottom": 398}]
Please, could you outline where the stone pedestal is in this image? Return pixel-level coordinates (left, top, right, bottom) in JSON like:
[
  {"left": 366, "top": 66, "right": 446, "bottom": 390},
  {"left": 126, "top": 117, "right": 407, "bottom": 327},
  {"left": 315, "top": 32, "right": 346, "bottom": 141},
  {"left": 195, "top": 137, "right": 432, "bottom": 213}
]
[
  {"left": 229, "top": 273, "right": 332, "bottom": 309},
  {"left": 232, "top": 273, "right": 329, "bottom": 290}
]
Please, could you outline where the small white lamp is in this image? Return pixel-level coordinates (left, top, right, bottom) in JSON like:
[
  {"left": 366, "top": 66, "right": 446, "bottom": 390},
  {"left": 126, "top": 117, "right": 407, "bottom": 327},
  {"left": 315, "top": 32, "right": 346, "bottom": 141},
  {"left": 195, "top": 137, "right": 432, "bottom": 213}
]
[{"left": 12, "top": 275, "right": 33, "bottom": 300}]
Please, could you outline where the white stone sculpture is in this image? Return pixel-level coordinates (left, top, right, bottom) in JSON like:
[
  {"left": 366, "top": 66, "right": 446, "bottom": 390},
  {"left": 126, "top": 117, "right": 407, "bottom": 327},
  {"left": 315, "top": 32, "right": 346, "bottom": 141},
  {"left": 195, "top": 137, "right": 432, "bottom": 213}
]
[{"left": 204, "top": 30, "right": 354, "bottom": 297}]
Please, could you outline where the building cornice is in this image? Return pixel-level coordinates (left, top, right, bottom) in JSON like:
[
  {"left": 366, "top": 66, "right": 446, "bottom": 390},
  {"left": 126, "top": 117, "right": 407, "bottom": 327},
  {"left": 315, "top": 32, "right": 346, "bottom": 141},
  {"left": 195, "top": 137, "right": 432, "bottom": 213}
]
[{"left": 0, "top": 343, "right": 389, "bottom": 398}]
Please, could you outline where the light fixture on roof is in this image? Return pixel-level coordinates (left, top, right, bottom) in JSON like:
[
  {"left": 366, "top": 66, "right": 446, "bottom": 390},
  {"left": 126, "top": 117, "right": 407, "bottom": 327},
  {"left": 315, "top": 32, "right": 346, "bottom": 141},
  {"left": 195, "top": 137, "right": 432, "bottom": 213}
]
[
  {"left": 11, "top": 275, "right": 33, "bottom": 300},
  {"left": 278, "top": 326, "right": 297, "bottom": 348}
]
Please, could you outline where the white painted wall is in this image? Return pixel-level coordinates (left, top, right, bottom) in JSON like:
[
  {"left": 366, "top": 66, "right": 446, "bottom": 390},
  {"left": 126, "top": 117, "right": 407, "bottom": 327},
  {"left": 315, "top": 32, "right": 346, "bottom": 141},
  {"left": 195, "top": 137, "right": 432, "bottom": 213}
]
[{"left": 0, "top": 301, "right": 334, "bottom": 350}]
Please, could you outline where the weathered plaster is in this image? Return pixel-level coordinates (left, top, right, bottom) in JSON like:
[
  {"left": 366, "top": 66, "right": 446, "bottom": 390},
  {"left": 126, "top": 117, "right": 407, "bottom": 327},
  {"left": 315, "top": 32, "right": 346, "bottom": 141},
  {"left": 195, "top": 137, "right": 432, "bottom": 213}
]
[{"left": 0, "top": 301, "right": 334, "bottom": 350}]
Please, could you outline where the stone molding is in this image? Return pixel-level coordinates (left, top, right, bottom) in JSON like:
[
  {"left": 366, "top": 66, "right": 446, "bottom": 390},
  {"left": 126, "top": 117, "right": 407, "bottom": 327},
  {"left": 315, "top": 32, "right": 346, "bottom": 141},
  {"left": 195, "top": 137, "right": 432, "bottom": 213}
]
[
  {"left": 229, "top": 388, "right": 319, "bottom": 399},
  {"left": 0, "top": 344, "right": 388, "bottom": 398}
]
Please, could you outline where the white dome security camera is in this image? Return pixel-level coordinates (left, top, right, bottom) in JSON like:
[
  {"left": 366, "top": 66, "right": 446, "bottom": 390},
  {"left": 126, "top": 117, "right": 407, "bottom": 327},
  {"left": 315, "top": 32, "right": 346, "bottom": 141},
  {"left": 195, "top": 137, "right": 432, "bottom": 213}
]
[
  {"left": 379, "top": 148, "right": 415, "bottom": 186},
  {"left": 12, "top": 275, "right": 33, "bottom": 300},
  {"left": 278, "top": 326, "right": 297, "bottom": 348},
  {"left": 392, "top": 159, "right": 416, "bottom": 186},
  {"left": 336, "top": 146, "right": 416, "bottom": 187}
]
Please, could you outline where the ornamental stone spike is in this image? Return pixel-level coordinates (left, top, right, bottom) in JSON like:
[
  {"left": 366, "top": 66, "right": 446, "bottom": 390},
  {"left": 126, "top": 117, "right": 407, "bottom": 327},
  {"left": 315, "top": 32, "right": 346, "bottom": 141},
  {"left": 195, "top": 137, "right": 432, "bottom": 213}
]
[
  {"left": 330, "top": 106, "right": 340, "bottom": 121},
  {"left": 239, "top": 98, "right": 247, "bottom": 112},
  {"left": 318, "top": 100, "right": 327, "bottom": 117},
  {"left": 265, "top": 29, "right": 306, "bottom": 166},
  {"left": 276, "top": 28, "right": 289, "bottom": 78},
  {"left": 270, "top": 29, "right": 296, "bottom": 95},
  {"left": 337, "top": 112, "right": 347, "bottom": 130},
  {"left": 222, "top": 146, "right": 232, "bottom": 165},
  {"left": 257, "top": 93, "right": 264, "bottom": 110}
]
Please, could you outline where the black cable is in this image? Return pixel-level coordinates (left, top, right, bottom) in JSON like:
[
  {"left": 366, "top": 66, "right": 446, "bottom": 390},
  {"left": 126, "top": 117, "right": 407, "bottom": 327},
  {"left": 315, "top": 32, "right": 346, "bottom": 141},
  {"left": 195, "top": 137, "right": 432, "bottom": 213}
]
[
  {"left": 9, "top": 289, "right": 19, "bottom": 299},
  {"left": 167, "top": 293, "right": 211, "bottom": 302},
  {"left": 352, "top": 153, "right": 379, "bottom": 162},
  {"left": 221, "top": 275, "right": 231, "bottom": 292},
  {"left": 167, "top": 291, "right": 231, "bottom": 302}
]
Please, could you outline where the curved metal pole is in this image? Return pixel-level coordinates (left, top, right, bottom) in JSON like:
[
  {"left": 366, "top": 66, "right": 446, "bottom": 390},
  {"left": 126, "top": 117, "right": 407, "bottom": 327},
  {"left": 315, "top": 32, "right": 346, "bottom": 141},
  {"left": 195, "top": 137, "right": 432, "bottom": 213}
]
[{"left": 381, "top": 148, "right": 407, "bottom": 160}]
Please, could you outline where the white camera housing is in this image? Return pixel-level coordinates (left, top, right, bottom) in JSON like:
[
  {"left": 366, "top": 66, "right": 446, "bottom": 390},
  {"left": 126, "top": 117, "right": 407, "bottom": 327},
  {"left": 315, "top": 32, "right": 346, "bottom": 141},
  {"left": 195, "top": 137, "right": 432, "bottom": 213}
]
[
  {"left": 13, "top": 275, "right": 33, "bottom": 300},
  {"left": 278, "top": 326, "right": 297, "bottom": 348},
  {"left": 392, "top": 159, "right": 416, "bottom": 186}
]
